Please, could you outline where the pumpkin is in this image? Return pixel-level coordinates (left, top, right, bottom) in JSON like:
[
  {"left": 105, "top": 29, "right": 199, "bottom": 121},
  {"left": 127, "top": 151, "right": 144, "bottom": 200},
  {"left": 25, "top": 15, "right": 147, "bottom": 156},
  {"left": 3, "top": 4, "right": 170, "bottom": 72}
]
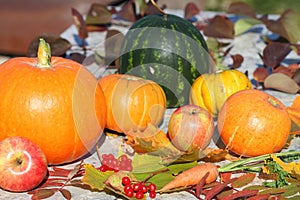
[
  {"left": 217, "top": 89, "right": 291, "bottom": 157},
  {"left": 287, "top": 94, "right": 300, "bottom": 129},
  {"left": 99, "top": 74, "right": 166, "bottom": 133},
  {"left": 190, "top": 69, "right": 252, "bottom": 117},
  {"left": 119, "top": 13, "right": 210, "bottom": 108},
  {"left": 0, "top": 39, "right": 107, "bottom": 165}
]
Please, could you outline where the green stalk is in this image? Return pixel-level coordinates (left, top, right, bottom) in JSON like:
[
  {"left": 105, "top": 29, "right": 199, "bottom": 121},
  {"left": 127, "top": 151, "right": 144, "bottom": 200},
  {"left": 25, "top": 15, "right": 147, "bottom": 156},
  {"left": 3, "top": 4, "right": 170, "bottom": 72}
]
[
  {"left": 37, "top": 38, "right": 52, "bottom": 68},
  {"left": 218, "top": 150, "right": 300, "bottom": 173}
]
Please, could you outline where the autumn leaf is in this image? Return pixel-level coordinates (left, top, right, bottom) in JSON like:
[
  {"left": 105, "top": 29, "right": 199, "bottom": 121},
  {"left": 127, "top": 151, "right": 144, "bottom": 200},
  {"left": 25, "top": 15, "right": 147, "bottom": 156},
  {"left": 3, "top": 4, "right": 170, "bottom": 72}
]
[
  {"left": 234, "top": 17, "right": 261, "bottom": 36},
  {"left": 116, "top": 0, "right": 136, "bottom": 22},
  {"left": 85, "top": 3, "right": 113, "bottom": 25},
  {"left": 82, "top": 164, "right": 114, "bottom": 191},
  {"left": 262, "top": 42, "right": 292, "bottom": 68},
  {"left": 231, "top": 173, "right": 256, "bottom": 188},
  {"left": 262, "top": 9, "right": 300, "bottom": 44},
  {"left": 184, "top": 2, "right": 200, "bottom": 20},
  {"left": 71, "top": 8, "right": 88, "bottom": 39},
  {"left": 203, "top": 15, "right": 235, "bottom": 39},
  {"left": 27, "top": 34, "right": 71, "bottom": 57},
  {"left": 126, "top": 124, "right": 183, "bottom": 163},
  {"left": 227, "top": 2, "right": 257, "bottom": 18}
]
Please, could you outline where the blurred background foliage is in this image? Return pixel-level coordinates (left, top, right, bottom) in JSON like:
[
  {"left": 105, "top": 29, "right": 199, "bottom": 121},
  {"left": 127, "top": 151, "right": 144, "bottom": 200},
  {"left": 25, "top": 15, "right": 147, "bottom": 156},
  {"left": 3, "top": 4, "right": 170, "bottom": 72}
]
[{"left": 205, "top": 0, "right": 300, "bottom": 14}]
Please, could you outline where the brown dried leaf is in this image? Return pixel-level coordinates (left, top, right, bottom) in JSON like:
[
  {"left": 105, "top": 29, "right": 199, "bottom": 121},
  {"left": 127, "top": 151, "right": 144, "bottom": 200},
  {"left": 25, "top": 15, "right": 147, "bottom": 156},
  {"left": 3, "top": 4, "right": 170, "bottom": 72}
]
[
  {"left": 272, "top": 66, "right": 294, "bottom": 77},
  {"left": 203, "top": 15, "right": 235, "bottom": 39},
  {"left": 184, "top": 2, "right": 200, "bottom": 20},
  {"left": 71, "top": 8, "right": 88, "bottom": 39},
  {"left": 105, "top": 30, "right": 124, "bottom": 66},
  {"left": 59, "top": 189, "right": 72, "bottom": 200},
  {"left": 262, "top": 43, "right": 291, "bottom": 68},
  {"left": 85, "top": 3, "right": 112, "bottom": 25},
  {"left": 264, "top": 73, "right": 300, "bottom": 93},
  {"left": 227, "top": 2, "right": 256, "bottom": 18},
  {"left": 116, "top": 0, "right": 136, "bottom": 22},
  {"left": 263, "top": 9, "right": 300, "bottom": 44},
  {"left": 231, "top": 173, "right": 256, "bottom": 188},
  {"left": 230, "top": 54, "right": 244, "bottom": 69},
  {"left": 49, "top": 167, "right": 73, "bottom": 177},
  {"left": 27, "top": 34, "right": 71, "bottom": 57},
  {"left": 29, "top": 189, "right": 56, "bottom": 200},
  {"left": 253, "top": 67, "right": 269, "bottom": 83}
]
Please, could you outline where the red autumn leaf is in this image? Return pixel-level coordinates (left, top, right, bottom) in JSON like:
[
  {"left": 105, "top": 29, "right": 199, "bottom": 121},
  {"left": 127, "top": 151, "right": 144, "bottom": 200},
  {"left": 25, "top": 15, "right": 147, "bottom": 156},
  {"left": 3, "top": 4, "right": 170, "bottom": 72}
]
[
  {"left": 203, "top": 15, "right": 235, "bottom": 39},
  {"left": 184, "top": 2, "right": 200, "bottom": 19},
  {"left": 195, "top": 172, "right": 210, "bottom": 197},
  {"left": 71, "top": 8, "right": 88, "bottom": 39},
  {"left": 222, "top": 190, "right": 258, "bottom": 200},
  {"left": 205, "top": 180, "right": 231, "bottom": 200},
  {"left": 262, "top": 42, "right": 292, "bottom": 68},
  {"left": 253, "top": 67, "right": 269, "bottom": 83},
  {"left": 231, "top": 173, "right": 256, "bottom": 188},
  {"left": 220, "top": 172, "right": 232, "bottom": 182},
  {"left": 227, "top": 2, "right": 256, "bottom": 18},
  {"left": 231, "top": 54, "right": 244, "bottom": 69}
]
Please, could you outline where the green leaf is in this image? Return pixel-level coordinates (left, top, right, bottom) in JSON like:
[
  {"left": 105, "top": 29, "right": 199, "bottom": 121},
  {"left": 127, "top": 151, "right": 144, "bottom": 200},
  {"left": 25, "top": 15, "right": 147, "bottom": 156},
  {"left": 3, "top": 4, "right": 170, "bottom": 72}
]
[
  {"left": 234, "top": 17, "right": 261, "bottom": 36},
  {"left": 231, "top": 173, "right": 256, "bottom": 188},
  {"left": 133, "top": 161, "right": 198, "bottom": 190},
  {"left": 132, "top": 153, "right": 167, "bottom": 173},
  {"left": 82, "top": 164, "right": 114, "bottom": 191}
]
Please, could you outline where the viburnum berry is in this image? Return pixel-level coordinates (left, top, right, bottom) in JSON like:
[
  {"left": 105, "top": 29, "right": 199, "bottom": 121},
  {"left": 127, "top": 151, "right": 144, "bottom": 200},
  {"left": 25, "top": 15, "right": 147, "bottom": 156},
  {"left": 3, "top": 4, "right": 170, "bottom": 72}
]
[
  {"left": 133, "top": 182, "right": 142, "bottom": 192},
  {"left": 135, "top": 191, "right": 144, "bottom": 199},
  {"left": 122, "top": 176, "right": 131, "bottom": 186},
  {"left": 124, "top": 188, "right": 134, "bottom": 198},
  {"left": 140, "top": 184, "right": 148, "bottom": 193},
  {"left": 149, "top": 191, "right": 156, "bottom": 198},
  {"left": 148, "top": 182, "right": 156, "bottom": 192}
]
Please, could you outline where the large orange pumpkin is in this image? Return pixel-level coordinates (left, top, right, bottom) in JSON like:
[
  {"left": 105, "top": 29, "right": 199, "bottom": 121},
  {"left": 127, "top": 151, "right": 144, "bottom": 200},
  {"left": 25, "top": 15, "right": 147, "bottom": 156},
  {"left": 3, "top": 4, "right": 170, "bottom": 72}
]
[
  {"left": 217, "top": 89, "right": 291, "bottom": 157},
  {"left": 99, "top": 74, "right": 166, "bottom": 133},
  {"left": 190, "top": 69, "right": 251, "bottom": 118},
  {"left": 0, "top": 39, "right": 107, "bottom": 165}
]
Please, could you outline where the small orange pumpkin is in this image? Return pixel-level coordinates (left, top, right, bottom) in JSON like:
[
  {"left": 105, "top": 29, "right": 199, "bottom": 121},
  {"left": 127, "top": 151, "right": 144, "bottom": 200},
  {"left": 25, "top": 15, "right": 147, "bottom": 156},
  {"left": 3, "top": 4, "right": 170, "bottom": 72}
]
[
  {"left": 217, "top": 89, "right": 291, "bottom": 157},
  {"left": 0, "top": 39, "right": 107, "bottom": 165},
  {"left": 190, "top": 69, "right": 251, "bottom": 117},
  {"left": 99, "top": 74, "right": 166, "bottom": 133}
]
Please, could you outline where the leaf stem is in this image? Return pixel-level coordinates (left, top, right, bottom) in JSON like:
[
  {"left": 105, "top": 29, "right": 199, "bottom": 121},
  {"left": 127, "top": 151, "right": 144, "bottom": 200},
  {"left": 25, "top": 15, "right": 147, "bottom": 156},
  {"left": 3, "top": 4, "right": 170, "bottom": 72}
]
[
  {"left": 218, "top": 151, "right": 300, "bottom": 173},
  {"left": 150, "top": 0, "right": 167, "bottom": 16}
]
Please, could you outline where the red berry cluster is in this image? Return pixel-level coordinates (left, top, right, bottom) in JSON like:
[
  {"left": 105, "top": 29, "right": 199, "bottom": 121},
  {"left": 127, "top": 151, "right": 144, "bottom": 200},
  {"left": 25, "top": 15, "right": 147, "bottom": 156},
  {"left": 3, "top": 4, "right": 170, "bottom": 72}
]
[
  {"left": 122, "top": 176, "right": 157, "bottom": 199},
  {"left": 99, "top": 154, "right": 133, "bottom": 172}
]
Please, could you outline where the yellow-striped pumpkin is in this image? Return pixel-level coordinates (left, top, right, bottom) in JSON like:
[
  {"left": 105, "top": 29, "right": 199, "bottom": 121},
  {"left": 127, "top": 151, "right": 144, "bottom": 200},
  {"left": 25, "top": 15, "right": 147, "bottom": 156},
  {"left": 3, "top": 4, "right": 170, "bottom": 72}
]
[{"left": 189, "top": 69, "right": 252, "bottom": 117}]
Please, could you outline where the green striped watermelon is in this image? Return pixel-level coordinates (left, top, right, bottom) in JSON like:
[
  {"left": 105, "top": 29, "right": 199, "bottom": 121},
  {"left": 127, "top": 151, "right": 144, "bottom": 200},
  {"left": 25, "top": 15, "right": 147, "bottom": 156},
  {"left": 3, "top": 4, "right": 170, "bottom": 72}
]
[{"left": 119, "top": 14, "right": 210, "bottom": 108}]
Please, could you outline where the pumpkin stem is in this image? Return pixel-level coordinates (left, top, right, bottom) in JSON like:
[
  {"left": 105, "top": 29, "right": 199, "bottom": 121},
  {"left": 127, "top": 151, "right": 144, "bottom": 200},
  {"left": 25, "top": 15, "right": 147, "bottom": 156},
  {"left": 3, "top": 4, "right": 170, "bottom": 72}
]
[
  {"left": 150, "top": 0, "right": 167, "bottom": 17},
  {"left": 37, "top": 38, "right": 52, "bottom": 68}
]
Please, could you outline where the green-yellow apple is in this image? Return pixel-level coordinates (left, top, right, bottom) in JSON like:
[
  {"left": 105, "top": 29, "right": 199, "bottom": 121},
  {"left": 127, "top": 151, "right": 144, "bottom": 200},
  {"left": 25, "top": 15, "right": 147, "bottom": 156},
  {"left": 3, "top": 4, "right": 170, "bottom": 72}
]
[
  {"left": 0, "top": 136, "right": 48, "bottom": 192},
  {"left": 167, "top": 105, "right": 214, "bottom": 154}
]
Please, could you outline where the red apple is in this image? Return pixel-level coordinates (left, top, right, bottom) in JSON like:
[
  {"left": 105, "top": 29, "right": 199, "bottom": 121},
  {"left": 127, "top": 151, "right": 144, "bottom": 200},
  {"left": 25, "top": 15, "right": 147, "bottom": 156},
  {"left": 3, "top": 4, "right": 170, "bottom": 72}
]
[
  {"left": 0, "top": 136, "right": 48, "bottom": 192},
  {"left": 167, "top": 105, "right": 214, "bottom": 154}
]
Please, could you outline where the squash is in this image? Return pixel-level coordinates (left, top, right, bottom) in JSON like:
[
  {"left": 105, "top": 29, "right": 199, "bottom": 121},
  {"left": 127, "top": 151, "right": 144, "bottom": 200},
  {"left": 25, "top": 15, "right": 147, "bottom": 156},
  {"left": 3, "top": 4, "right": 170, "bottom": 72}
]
[
  {"left": 189, "top": 69, "right": 252, "bottom": 117},
  {"left": 99, "top": 74, "right": 166, "bottom": 134},
  {"left": 0, "top": 39, "right": 107, "bottom": 165},
  {"left": 119, "top": 13, "right": 210, "bottom": 108}
]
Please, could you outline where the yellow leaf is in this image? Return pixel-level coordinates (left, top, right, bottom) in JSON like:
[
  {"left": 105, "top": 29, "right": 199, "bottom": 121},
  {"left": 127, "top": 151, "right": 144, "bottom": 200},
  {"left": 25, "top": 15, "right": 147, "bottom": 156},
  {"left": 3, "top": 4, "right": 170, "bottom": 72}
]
[{"left": 271, "top": 155, "right": 300, "bottom": 174}]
